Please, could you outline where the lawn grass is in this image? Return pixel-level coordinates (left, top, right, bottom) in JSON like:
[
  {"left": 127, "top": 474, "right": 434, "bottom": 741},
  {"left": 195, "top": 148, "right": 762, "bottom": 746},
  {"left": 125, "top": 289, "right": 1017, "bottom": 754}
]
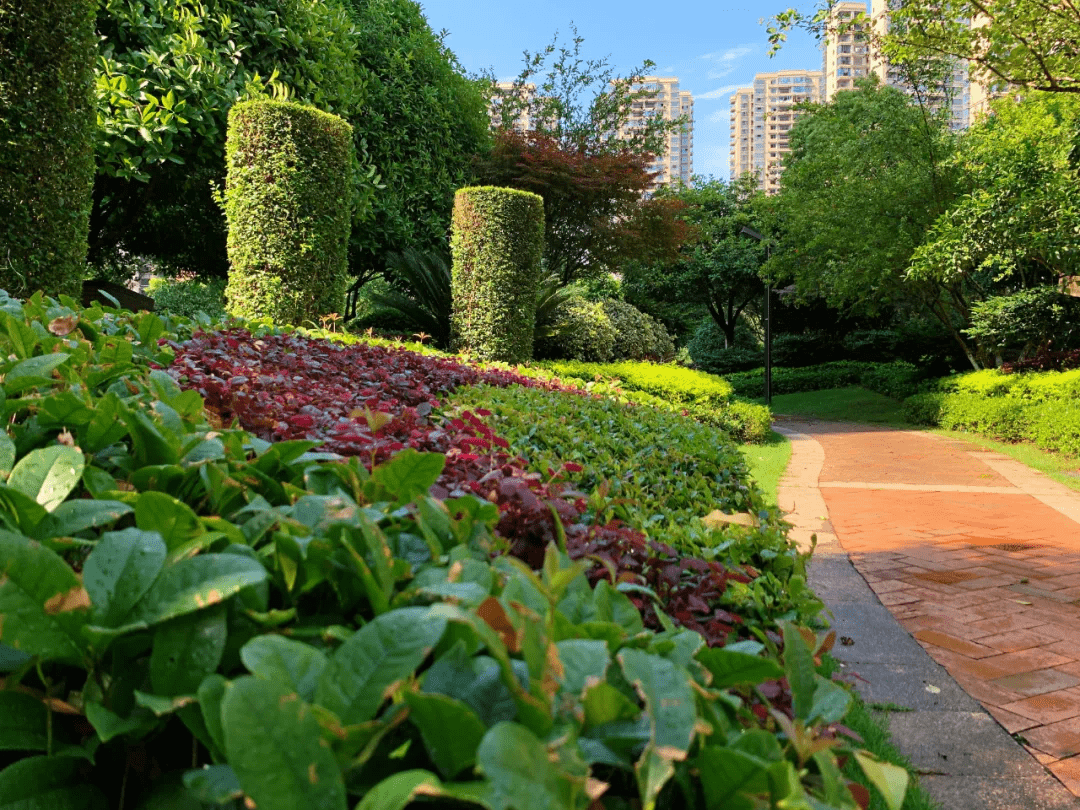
[
  {"left": 738, "top": 429, "right": 791, "bottom": 509},
  {"left": 841, "top": 694, "right": 941, "bottom": 810},
  {"left": 763, "top": 386, "right": 908, "bottom": 425}
]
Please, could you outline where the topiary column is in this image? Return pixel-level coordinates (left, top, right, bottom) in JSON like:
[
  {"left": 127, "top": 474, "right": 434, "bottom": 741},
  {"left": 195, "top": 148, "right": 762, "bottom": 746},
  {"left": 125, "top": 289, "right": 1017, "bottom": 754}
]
[
  {"left": 224, "top": 100, "right": 355, "bottom": 324},
  {"left": 450, "top": 186, "right": 544, "bottom": 363},
  {"left": 0, "top": 0, "right": 96, "bottom": 298}
]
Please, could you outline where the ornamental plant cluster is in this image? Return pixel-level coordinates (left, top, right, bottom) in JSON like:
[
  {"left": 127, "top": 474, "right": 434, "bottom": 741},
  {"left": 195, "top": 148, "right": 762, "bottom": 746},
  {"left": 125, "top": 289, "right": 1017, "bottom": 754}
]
[
  {"left": 0, "top": 292, "right": 908, "bottom": 810},
  {"left": 223, "top": 100, "right": 355, "bottom": 324},
  {"left": 0, "top": 0, "right": 96, "bottom": 297}
]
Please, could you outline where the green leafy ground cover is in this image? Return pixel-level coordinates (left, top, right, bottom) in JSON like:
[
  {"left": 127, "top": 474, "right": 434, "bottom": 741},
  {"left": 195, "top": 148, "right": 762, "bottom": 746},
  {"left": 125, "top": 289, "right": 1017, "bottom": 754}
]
[
  {"left": 538, "top": 359, "right": 772, "bottom": 443},
  {"left": 0, "top": 292, "right": 909, "bottom": 809}
]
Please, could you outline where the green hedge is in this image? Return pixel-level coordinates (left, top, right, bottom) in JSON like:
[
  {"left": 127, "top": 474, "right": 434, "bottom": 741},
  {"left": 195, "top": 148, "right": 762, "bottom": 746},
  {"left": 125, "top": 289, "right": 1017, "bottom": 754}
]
[
  {"left": 450, "top": 186, "right": 544, "bottom": 362},
  {"left": 724, "top": 360, "right": 922, "bottom": 400},
  {"left": 540, "top": 297, "right": 675, "bottom": 363},
  {"left": 0, "top": 0, "right": 96, "bottom": 297},
  {"left": 904, "top": 367, "right": 1080, "bottom": 456},
  {"left": 535, "top": 359, "right": 772, "bottom": 443},
  {"left": 224, "top": 100, "right": 355, "bottom": 324},
  {"left": 148, "top": 276, "right": 228, "bottom": 321}
]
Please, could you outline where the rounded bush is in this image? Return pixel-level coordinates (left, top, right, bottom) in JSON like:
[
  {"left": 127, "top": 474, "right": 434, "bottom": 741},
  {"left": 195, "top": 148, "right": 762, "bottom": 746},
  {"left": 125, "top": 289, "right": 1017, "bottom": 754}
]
[
  {"left": 148, "top": 277, "right": 227, "bottom": 321},
  {"left": 540, "top": 299, "right": 617, "bottom": 362},
  {"left": 598, "top": 298, "right": 675, "bottom": 361},
  {"left": 686, "top": 320, "right": 763, "bottom": 375},
  {"left": 224, "top": 100, "right": 355, "bottom": 324},
  {"left": 0, "top": 0, "right": 96, "bottom": 297},
  {"left": 450, "top": 186, "right": 544, "bottom": 363}
]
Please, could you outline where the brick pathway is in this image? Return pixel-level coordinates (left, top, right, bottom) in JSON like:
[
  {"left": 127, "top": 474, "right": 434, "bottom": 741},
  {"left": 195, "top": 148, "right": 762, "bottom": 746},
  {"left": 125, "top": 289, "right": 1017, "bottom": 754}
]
[{"left": 776, "top": 420, "right": 1080, "bottom": 798}]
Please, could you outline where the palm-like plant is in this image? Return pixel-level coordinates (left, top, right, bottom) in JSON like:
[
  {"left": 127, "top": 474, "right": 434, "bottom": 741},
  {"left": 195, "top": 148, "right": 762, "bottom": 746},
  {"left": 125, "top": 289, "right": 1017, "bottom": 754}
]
[{"left": 368, "top": 248, "right": 453, "bottom": 348}]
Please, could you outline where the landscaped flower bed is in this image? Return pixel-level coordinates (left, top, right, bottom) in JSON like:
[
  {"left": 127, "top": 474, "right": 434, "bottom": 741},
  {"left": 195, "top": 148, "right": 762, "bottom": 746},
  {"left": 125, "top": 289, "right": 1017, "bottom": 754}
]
[{"left": 0, "top": 293, "right": 907, "bottom": 810}]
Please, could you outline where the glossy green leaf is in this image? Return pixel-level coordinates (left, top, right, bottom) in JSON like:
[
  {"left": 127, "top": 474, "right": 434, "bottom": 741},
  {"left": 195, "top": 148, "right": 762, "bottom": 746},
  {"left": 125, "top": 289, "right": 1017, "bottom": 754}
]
[
  {"left": 618, "top": 648, "right": 696, "bottom": 755},
  {"left": 0, "top": 486, "right": 47, "bottom": 534},
  {"left": 182, "top": 765, "right": 243, "bottom": 805},
  {"left": 0, "top": 756, "right": 107, "bottom": 809},
  {"left": 782, "top": 623, "right": 817, "bottom": 722},
  {"left": 371, "top": 448, "right": 445, "bottom": 502},
  {"left": 477, "top": 722, "right": 583, "bottom": 810},
  {"left": 85, "top": 701, "right": 156, "bottom": 742},
  {"left": 82, "top": 528, "right": 167, "bottom": 627},
  {"left": 0, "top": 641, "right": 31, "bottom": 672},
  {"left": 240, "top": 635, "right": 328, "bottom": 702},
  {"left": 696, "top": 648, "right": 784, "bottom": 689},
  {"left": 197, "top": 674, "right": 228, "bottom": 755},
  {"left": 405, "top": 690, "right": 487, "bottom": 779},
  {"left": 0, "top": 691, "right": 47, "bottom": 751},
  {"left": 555, "top": 639, "right": 609, "bottom": 696},
  {"left": 4, "top": 353, "right": 71, "bottom": 393},
  {"left": 125, "top": 553, "right": 267, "bottom": 628},
  {"left": 0, "top": 433, "right": 15, "bottom": 475},
  {"left": 809, "top": 675, "right": 852, "bottom": 724},
  {"left": 135, "top": 491, "right": 203, "bottom": 551},
  {"left": 0, "top": 530, "right": 89, "bottom": 663},
  {"left": 854, "top": 752, "right": 909, "bottom": 810},
  {"left": 35, "top": 499, "right": 133, "bottom": 541},
  {"left": 316, "top": 606, "right": 447, "bottom": 724},
  {"left": 355, "top": 770, "right": 493, "bottom": 810},
  {"left": 222, "top": 676, "right": 347, "bottom": 810},
  {"left": 582, "top": 680, "right": 640, "bottom": 728},
  {"left": 7, "top": 446, "right": 85, "bottom": 511},
  {"left": 151, "top": 606, "right": 227, "bottom": 696},
  {"left": 696, "top": 746, "right": 768, "bottom": 810}
]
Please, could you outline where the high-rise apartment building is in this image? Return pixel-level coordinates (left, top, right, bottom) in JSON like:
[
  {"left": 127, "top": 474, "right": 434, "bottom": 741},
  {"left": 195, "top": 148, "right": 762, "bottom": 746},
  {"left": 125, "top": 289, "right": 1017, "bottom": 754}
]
[
  {"left": 869, "top": 0, "right": 971, "bottom": 128},
  {"left": 728, "top": 69, "right": 823, "bottom": 194},
  {"left": 490, "top": 82, "right": 545, "bottom": 133},
  {"left": 822, "top": 1, "right": 872, "bottom": 98},
  {"left": 620, "top": 76, "right": 694, "bottom": 190}
]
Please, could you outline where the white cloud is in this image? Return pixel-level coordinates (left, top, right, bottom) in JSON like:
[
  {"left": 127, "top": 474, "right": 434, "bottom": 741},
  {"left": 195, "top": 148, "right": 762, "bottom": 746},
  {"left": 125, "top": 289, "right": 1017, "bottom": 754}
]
[
  {"left": 700, "top": 45, "right": 755, "bottom": 79},
  {"left": 699, "top": 84, "right": 743, "bottom": 101}
]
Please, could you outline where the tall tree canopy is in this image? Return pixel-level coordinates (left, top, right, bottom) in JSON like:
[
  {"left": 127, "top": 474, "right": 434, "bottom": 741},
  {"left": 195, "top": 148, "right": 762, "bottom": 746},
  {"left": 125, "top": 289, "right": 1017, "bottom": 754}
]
[
  {"left": 477, "top": 29, "right": 689, "bottom": 285},
  {"left": 622, "top": 177, "right": 766, "bottom": 347},
  {"left": 91, "top": 0, "right": 489, "bottom": 279}
]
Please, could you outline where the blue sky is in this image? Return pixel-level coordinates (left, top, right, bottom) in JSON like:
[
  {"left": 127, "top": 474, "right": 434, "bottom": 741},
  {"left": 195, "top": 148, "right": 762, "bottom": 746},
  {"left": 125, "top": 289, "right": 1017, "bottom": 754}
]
[{"left": 419, "top": 0, "right": 823, "bottom": 180}]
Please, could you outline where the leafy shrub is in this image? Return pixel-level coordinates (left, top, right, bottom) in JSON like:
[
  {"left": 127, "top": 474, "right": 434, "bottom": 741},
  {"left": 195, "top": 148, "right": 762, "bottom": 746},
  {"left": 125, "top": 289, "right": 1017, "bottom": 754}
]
[
  {"left": 857, "top": 361, "right": 922, "bottom": 399},
  {"left": 600, "top": 298, "right": 675, "bottom": 361},
  {"left": 904, "top": 368, "right": 1080, "bottom": 456},
  {"left": 367, "top": 247, "right": 453, "bottom": 347},
  {"left": 1003, "top": 346, "right": 1080, "bottom": 373},
  {"left": 224, "top": 100, "right": 355, "bottom": 324},
  {"left": 725, "top": 361, "right": 877, "bottom": 398},
  {"left": 770, "top": 331, "right": 844, "bottom": 368},
  {"left": 544, "top": 359, "right": 734, "bottom": 406},
  {"left": 686, "top": 319, "right": 764, "bottom": 374},
  {"left": 964, "top": 286, "right": 1080, "bottom": 361},
  {"left": 537, "top": 298, "right": 617, "bottom": 361},
  {"left": 0, "top": 0, "right": 96, "bottom": 297},
  {"left": 147, "top": 276, "right": 227, "bottom": 321},
  {"left": 450, "top": 186, "right": 544, "bottom": 362},
  {"left": 841, "top": 329, "right": 901, "bottom": 361}
]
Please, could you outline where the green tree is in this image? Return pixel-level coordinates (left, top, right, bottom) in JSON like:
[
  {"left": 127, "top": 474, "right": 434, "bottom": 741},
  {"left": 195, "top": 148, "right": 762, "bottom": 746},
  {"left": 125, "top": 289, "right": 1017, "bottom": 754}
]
[
  {"left": 765, "top": 79, "right": 980, "bottom": 359},
  {"left": 623, "top": 177, "right": 766, "bottom": 347},
  {"left": 908, "top": 92, "right": 1080, "bottom": 295},
  {"left": 90, "top": 0, "right": 488, "bottom": 281}
]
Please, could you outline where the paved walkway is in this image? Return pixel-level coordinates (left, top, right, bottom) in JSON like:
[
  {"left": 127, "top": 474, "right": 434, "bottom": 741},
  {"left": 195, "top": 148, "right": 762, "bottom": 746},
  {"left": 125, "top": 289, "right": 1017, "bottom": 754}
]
[{"left": 776, "top": 419, "right": 1080, "bottom": 807}]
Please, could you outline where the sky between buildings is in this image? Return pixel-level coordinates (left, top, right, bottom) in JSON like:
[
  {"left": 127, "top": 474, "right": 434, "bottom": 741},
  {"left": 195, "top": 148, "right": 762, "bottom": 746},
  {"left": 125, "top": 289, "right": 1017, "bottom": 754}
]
[{"left": 419, "top": 0, "right": 824, "bottom": 181}]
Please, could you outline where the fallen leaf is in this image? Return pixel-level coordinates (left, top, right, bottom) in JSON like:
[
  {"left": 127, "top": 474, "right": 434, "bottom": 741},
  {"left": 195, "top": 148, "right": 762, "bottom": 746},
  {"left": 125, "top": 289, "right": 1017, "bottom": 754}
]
[
  {"left": 703, "top": 510, "right": 755, "bottom": 529},
  {"left": 925, "top": 684, "right": 941, "bottom": 694}
]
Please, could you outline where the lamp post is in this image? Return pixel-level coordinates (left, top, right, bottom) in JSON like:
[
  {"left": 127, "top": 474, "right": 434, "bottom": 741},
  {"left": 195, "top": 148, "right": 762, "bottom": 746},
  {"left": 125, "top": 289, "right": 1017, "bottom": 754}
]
[{"left": 739, "top": 226, "right": 771, "bottom": 406}]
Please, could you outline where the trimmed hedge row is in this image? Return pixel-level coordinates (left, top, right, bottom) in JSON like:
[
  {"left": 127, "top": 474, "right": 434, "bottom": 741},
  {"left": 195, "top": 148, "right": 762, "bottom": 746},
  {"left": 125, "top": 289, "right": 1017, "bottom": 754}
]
[
  {"left": 224, "top": 100, "right": 355, "bottom": 324},
  {"left": 0, "top": 0, "right": 96, "bottom": 297},
  {"left": 904, "top": 368, "right": 1080, "bottom": 456},
  {"left": 725, "top": 360, "right": 923, "bottom": 400},
  {"left": 536, "top": 360, "right": 772, "bottom": 443},
  {"left": 451, "top": 186, "right": 544, "bottom": 363}
]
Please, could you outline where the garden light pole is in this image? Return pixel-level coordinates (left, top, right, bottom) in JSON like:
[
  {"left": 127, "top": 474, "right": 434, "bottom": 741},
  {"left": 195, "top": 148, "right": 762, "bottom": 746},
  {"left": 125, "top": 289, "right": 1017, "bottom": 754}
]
[{"left": 739, "top": 226, "right": 771, "bottom": 406}]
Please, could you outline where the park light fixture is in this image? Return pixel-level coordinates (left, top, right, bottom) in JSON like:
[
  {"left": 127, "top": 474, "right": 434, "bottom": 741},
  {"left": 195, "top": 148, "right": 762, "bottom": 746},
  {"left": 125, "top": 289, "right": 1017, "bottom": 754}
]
[{"left": 739, "top": 226, "right": 772, "bottom": 406}]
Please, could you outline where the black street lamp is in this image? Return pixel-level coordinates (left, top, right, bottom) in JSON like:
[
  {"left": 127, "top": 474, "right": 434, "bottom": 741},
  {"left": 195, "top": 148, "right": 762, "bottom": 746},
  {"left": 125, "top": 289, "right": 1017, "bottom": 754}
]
[{"left": 739, "top": 226, "right": 771, "bottom": 406}]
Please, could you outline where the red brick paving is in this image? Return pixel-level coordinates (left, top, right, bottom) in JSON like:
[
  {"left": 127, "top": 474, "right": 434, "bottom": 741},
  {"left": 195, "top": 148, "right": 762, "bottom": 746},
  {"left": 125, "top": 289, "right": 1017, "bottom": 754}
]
[{"left": 794, "top": 422, "right": 1080, "bottom": 799}]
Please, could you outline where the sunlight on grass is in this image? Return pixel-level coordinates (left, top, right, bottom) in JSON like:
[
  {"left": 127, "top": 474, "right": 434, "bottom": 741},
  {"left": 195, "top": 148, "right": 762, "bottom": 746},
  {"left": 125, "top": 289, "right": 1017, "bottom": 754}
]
[
  {"left": 764, "top": 386, "right": 907, "bottom": 425},
  {"left": 739, "top": 430, "right": 791, "bottom": 509}
]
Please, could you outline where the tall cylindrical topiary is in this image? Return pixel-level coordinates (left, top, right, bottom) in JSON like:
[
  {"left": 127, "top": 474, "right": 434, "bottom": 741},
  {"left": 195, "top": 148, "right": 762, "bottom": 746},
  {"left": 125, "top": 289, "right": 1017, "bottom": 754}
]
[
  {"left": 224, "top": 100, "right": 354, "bottom": 324},
  {"left": 451, "top": 186, "right": 544, "bottom": 363},
  {"left": 0, "top": 0, "right": 96, "bottom": 297}
]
